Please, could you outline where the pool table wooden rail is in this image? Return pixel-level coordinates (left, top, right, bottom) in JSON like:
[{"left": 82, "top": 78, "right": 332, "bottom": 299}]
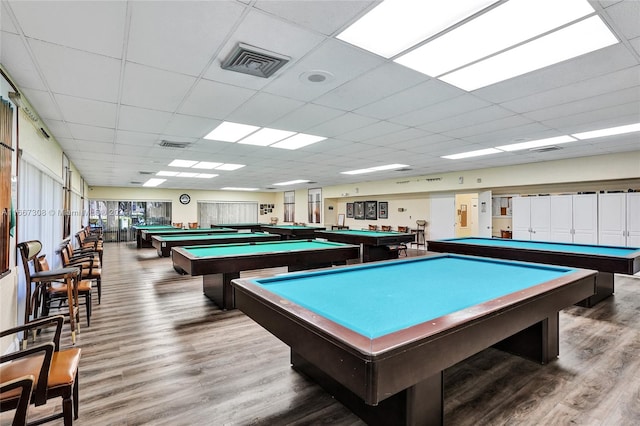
[{"left": 232, "top": 257, "right": 596, "bottom": 425}]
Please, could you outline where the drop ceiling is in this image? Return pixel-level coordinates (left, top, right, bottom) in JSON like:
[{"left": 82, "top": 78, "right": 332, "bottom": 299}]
[{"left": 1, "top": 0, "right": 638, "bottom": 191}]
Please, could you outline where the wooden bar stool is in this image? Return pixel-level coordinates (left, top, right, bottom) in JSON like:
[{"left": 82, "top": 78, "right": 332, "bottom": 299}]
[{"left": 17, "top": 241, "right": 81, "bottom": 346}]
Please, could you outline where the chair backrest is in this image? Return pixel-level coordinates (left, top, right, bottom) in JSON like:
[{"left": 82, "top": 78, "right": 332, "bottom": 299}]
[
  {"left": 0, "top": 375, "right": 35, "bottom": 425},
  {"left": 398, "top": 226, "right": 409, "bottom": 233},
  {"left": 270, "top": 217, "right": 278, "bottom": 225},
  {"left": 381, "top": 225, "right": 392, "bottom": 232},
  {"left": 188, "top": 222, "right": 198, "bottom": 229},
  {"left": 416, "top": 220, "right": 427, "bottom": 230},
  {"left": 35, "top": 255, "right": 49, "bottom": 273},
  {"left": 172, "top": 222, "right": 183, "bottom": 229},
  {"left": 368, "top": 224, "right": 378, "bottom": 231},
  {"left": 17, "top": 240, "right": 43, "bottom": 283}
]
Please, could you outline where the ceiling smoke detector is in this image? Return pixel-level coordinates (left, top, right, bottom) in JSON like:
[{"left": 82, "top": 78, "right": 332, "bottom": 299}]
[
  {"left": 221, "top": 43, "right": 290, "bottom": 78},
  {"left": 299, "top": 70, "right": 334, "bottom": 85}
]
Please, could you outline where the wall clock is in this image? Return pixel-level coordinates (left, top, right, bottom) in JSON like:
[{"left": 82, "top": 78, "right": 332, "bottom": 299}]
[{"left": 179, "top": 193, "right": 191, "bottom": 205}]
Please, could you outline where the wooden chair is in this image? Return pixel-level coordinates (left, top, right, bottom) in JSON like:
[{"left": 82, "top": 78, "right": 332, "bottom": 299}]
[
  {"left": 397, "top": 226, "right": 409, "bottom": 233},
  {"left": 381, "top": 225, "right": 392, "bottom": 232},
  {"left": 18, "top": 241, "right": 81, "bottom": 345},
  {"left": 269, "top": 217, "right": 278, "bottom": 225},
  {"left": 188, "top": 222, "right": 198, "bottom": 229},
  {"left": 368, "top": 224, "right": 378, "bottom": 231},
  {"left": 0, "top": 315, "right": 81, "bottom": 425},
  {"left": 60, "top": 243, "right": 102, "bottom": 305},
  {"left": 397, "top": 226, "right": 409, "bottom": 257},
  {"left": 35, "top": 254, "right": 92, "bottom": 327},
  {"left": 0, "top": 375, "right": 34, "bottom": 426},
  {"left": 414, "top": 220, "right": 427, "bottom": 248},
  {"left": 172, "top": 222, "right": 183, "bottom": 229}
]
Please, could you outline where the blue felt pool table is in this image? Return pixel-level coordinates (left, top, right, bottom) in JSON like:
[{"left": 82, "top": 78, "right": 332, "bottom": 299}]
[
  {"left": 428, "top": 237, "right": 640, "bottom": 307},
  {"left": 232, "top": 254, "right": 596, "bottom": 425}
]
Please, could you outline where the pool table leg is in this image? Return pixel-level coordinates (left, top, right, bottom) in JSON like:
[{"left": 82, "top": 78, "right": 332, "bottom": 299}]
[
  {"left": 203, "top": 273, "right": 238, "bottom": 310},
  {"left": 291, "top": 351, "right": 444, "bottom": 426},
  {"left": 493, "top": 313, "right": 559, "bottom": 364},
  {"left": 363, "top": 245, "right": 399, "bottom": 262},
  {"left": 575, "top": 272, "right": 614, "bottom": 308}
]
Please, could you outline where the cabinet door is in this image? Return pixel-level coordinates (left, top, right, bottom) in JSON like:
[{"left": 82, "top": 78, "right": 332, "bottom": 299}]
[
  {"left": 550, "top": 195, "right": 573, "bottom": 242},
  {"left": 598, "top": 193, "right": 626, "bottom": 246},
  {"left": 626, "top": 193, "right": 640, "bottom": 247},
  {"left": 530, "top": 197, "right": 551, "bottom": 241},
  {"left": 572, "top": 194, "right": 598, "bottom": 244},
  {"left": 512, "top": 197, "right": 531, "bottom": 240}
]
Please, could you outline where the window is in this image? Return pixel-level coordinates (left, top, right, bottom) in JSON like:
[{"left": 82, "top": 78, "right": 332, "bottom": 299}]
[
  {"left": 0, "top": 96, "right": 14, "bottom": 275},
  {"left": 198, "top": 201, "right": 258, "bottom": 226},
  {"left": 284, "top": 191, "right": 295, "bottom": 223},
  {"left": 307, "top": 188, "right": 321, "bottom": 224}
]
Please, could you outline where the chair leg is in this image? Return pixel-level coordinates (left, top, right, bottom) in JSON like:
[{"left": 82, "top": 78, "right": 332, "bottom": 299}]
[
  {"left": 62, "top": 389, "right": 73, "bottom": 426},
  {"left": 97, "top": 278, "right": 101, "bottom": 304},
  {"left": 85, "top": 292, "right": 91, "bottom": 327},
  {"left": 73, "top": 371, "right": 79, "bottom": 420}
]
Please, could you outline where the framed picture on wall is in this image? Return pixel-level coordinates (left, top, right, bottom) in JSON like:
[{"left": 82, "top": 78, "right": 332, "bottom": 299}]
[
  {"left": 365, "top": 201, "right": 377, "bottom": 220},
  {"left": 378, "top": 201, "right": 388, "bottom": 219},
  {"left": 346, "top": 203, "right": 354, "bottom": 218},
  {"left": 354, "top": 201, "right": 365, "bottom": 220}
]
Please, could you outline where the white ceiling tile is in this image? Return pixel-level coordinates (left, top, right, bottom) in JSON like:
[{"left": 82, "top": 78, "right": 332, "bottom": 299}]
[
  {"left": 127, "top": 1, "right": 245, "bottom": 76},
  {"left": 418, "top": 105, "right": 516, "bottom": 134},
  {"left": 178, "top": 78, "right": 256, "bottom": 120},
  {"left": 270, "top": 103, "right": 345, "bottom": 133},
  {"left": 604, "top": 1, "right": 640, "bottom": 39},
  {"left": 114, "top": 130, "right": 160, "bottom": 147},
  {"left": 262, "top": 38, "right": 385, "bottom": 102},
  {"left": 7, "top": 1, "right": 126, "bottom": 58},
  {"left": 355, "top": 79, "right": 464, "bottom": 120},
  {"left": 67, "top": 123, "right": 115, "bottom": 143},
  {"left": 442, "top": 115, "right": 535, "bottom": 140},
  {"left": 163, "top": 114, "right": 222, "bottom": 139},
  {"left": 363, "top": 128, "right": 435, "bottom": 147},
  {"left": 41, "top": 119, "right": 72, "bottom": 139},
  {"left": 225, "top": 92, "right": 305, "bottom": 127},
  {"left": 340, "top": 120, "right": 408, "bottom": 142},
  {"left": 390, "top": 94, "right": 491, "bottom": 127},
  {"left": 54, "top": 94, "right": 117, "bottom": 128},
  {"left": 20, "top": 88, "right": 61, "bottom": 121},
  {"left": 117, "top": 105, "right": 173, "bottom": 134},
  {"left": 631, "top": 36, "right": 640, "bottom": 56},
  {"left": 254, "top": 1, "right": 374, "bottom": 35},
  {"left": 28, "top": 39, "right": 121, "bottom": 102},
  {"left": 461, "top": 122, "right": 557, "bottom": 145},
  {"left": 541, "top": 103, "right": 640, "bottom": 131},
  {"left": 0, "top": 32, "right": 46, "bottom": 91},
  {"left": 306, "top": 112, "right": 379, "bottom": 137},
  {"left": 1, "top": 2, "right": 18, "bottom": 34},
  {"left": 121, "top": 62, "right": 197, "bottom": 112},
  {"left": 313, "top": 62, "right": 428, "bottom": 111}
]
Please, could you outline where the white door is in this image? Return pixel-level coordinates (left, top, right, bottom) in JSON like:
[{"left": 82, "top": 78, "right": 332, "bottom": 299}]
[
  {"left": 572, "top": 194, "right": 598, "bottom": 244},
  {"left": 530, "top": 197, "right": 551, "bottom": 241},
  {"left": 512, "top": 197, "right": 531, "bottom": 240},
  {"left": 626, "top": 193, "right": 640, "bottom": 247},
  {"left": 477, "top": 190, "right": 492, "bottom": 238},
  {"left": 429, "top": 194, "right": 456, "bottom": 241},
  {"left": 599, "top": 193, "right": 627, "bottom": 246},
  {"left": 550, "top": 195, "right": 573, "bottom": 242}
]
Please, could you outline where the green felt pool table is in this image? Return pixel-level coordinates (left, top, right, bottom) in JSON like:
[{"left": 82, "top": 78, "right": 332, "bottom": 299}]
[
  {"left": 232, "top": 254, "right": 596, "bottom": 426},
  {"left": 261, "top": 225, "right": 326, "bottom": 240},
  {"left": 131, "top": 225, "right": 177, "bottom": 248},
  {"left": 172, "top": 240, "right": 359, "bottom": 309},
  {"left": 427, "top": 237, "right": 640, "bottom": 307},
  {"left": 210, "top": 223, "right": 265, "bottom": 232},
  {"left": 151, "top": 232, "right": 281, "bottom": 257},
  {"left": 315, "top": 229, "right": 415, "bottom": 262},
  {"left": 138, "top": 227, "right": 236, "bottom": 248}
]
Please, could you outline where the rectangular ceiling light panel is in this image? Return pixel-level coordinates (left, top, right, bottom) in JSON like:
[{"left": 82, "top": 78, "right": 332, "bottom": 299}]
[
  {"left": 572, "top": 122, "right": 640, "bottom": 140},
  {"left": 270, "top": 134, "right": 326, "bottom": 150},
  {"left": 440, "top": 15, "right": 618, "bottom": 91},
  {"left": 496, "top": 135, "right": 577, "bottom": 152},
  {"left": 204, "top": 121, "right": 260, "bottom": 142},
  {"left": 442, "top": 148, "right": 502, "bottom": 159},
  {"left": 337, "top": 0, "right": 499, "bottom": 58},
  {"left": 395, "top": 0, "right": 595, "bottom": 77},
  {"left": 237, "top": 128, "right": 296, "bottom": 146}
]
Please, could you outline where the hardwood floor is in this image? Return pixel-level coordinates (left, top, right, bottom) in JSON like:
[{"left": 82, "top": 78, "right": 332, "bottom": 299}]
[{"left": 4, "top": 243, "right": 640, "bottom": 425}]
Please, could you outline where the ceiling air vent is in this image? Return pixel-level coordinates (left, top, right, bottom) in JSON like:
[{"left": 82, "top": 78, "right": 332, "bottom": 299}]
[
  {"left": 529, "top": 146, "right": 561, "bottom": 153},
  {"left": 139, "top": 171, "right": 155, "bottom": 175},
  {"left": 221, "top": 43, "right": 290, "bottom": 78},
  {"left": 159, "top": 140, "right": 191, "bottom": 149}
]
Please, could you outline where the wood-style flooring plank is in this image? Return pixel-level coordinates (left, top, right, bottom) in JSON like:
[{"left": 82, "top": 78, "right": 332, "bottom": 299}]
[{"left": 2, "top": 244, "right": 640, "bottom": 425}]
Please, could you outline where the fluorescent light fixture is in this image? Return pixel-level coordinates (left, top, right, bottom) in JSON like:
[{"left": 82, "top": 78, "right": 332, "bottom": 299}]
[
  {"left": 143, "top": 178, "right": 166, "bottom": 187},
  {"left": 156, "top": 171, "right": 179, "bottom": 177},
  {"left": 442, "top": 148, "right": 503, "bottom": 159},
  {"left": 216, "top": 163, "right": 245, "bottom": 171},
  {"left": 369, "top": 163, "right": 409, "bottom": 171},
  {"left": 496, "top": 135, "right": 577, "bottom": 152},
  {"left": 271, "top": 134, "right": 326, "bottom": 150},
  {"left": 440, "top": 15, "right": 618, "bottom": 91},
  {"left": 204, "top": 121, "right": 260, "bottom": 142},
  {"left": 192, "top": 161, "right": 223, "bottom": 169},
  {"left": 395, "top": 0, "right": 594, "bottom": 77},
  {"left": 341, "top": 168, "right": 377, "bottom": 175},
  {"left": 337, "top": 0, "right": 498, "bottom": 58},
  {"left": 194, "top": 173, "right": 218, "bottom": 178},
  {"left": 168, "top": 159, "right": 198, "bottom": 168},
  {"left": 572, "top": 123, "right": 640, "bottom": 140},
  {"left": 221, "top": 187, "right": 258, "bottom": 191},
  {"left": 176, "top": 172, "right": 198, "bottom": 178},
  {"left": 273, "top": 179, "right": 311, "bottom": 186},
  {"left": 237, "top": 128, "right": 296, "bottom": 146}
]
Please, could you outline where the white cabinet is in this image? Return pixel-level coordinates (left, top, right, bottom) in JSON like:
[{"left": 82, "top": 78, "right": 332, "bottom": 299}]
[
  {"left": 512, "top": 196, "right": 550, "bottom": 241},
  {"left": 599, "top": 192, "right": 640, "bottom": 247},
  {"left": 550, "top": 195, "right": 573, "bottom": 242},
  {"left": 549, "top": 194, "right": 598, "bottom": 244}
]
